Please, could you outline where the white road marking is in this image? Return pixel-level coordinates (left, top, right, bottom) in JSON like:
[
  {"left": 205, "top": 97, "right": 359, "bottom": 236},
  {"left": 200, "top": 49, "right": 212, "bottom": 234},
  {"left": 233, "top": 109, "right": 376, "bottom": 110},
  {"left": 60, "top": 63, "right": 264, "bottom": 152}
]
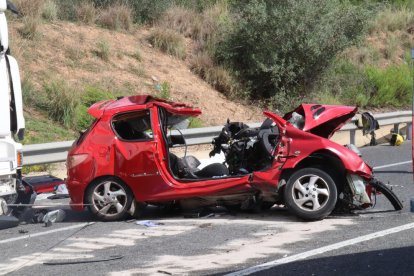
[
  {"left": 374, "top": 160, "right": 412, "bottom": 170},
  {"left": 0, "top": 222, "right": 93, "bottom": 244},
  {"left": 225, "top": 221, "right": 414, "bottom": 276}
]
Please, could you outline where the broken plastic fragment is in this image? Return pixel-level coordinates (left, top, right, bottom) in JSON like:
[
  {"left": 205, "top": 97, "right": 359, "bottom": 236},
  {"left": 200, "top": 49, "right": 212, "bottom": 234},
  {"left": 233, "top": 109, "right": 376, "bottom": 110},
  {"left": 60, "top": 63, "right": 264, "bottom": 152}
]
[
  {"left": 135, "top": 220, "right": 164, "bottom": 227},
  {"left": 42, "top": 209, "right": 66, "bottom": 224}
]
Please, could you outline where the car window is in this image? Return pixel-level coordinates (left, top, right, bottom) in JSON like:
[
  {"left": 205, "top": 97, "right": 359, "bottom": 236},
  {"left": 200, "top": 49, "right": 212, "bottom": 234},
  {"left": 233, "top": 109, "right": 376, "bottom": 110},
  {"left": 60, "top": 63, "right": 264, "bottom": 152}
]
[{"left": 112, "top": 110, "right": 153, "bottom": 141}]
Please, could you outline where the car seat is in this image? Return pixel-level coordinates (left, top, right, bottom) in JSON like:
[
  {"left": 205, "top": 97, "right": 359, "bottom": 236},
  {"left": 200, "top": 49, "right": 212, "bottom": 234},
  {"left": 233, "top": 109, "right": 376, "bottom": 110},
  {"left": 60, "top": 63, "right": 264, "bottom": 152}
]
[{"left": 169, "top": 153, "right": 228, "bottom": 179}]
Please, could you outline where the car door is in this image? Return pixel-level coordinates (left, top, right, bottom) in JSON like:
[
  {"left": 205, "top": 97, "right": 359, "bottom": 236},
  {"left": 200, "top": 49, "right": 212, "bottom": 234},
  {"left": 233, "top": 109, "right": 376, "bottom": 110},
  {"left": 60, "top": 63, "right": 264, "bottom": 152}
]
[{"left": 112, "top": 109, "right": 167, "bottom": 201}]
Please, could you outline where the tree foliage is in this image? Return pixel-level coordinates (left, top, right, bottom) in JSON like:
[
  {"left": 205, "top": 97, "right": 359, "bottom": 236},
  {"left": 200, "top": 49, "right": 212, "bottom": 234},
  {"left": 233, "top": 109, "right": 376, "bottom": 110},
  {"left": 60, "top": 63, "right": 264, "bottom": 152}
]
[{"left": 215, "top": 0, "right": 371, "bottom": 99}]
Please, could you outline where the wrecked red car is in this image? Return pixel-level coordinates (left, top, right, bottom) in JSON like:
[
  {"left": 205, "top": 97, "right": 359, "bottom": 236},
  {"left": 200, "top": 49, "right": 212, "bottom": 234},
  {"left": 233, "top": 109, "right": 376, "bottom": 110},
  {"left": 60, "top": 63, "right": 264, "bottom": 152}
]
[{"left": 66, "top": 95, "right": 402, "bottom": 221}]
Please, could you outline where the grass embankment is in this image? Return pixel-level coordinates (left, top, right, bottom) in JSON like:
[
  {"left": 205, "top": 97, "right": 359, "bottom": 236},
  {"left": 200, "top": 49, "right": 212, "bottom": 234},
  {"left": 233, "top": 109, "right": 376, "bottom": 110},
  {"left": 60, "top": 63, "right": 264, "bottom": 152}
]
[{"left": 7, "top": 0, "right": 414, "bottom": 146}]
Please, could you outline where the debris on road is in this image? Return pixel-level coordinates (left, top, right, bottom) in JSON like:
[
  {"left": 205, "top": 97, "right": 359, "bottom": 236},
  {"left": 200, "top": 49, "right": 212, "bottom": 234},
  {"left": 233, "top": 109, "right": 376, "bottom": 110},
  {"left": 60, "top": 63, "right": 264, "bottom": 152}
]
[
  {"left": 43, "top": 255, "right": 124, "bottom": 265},
  {"left": 0, "top": 215, "right": 19, "bottom": 230},
  {"left": 135, "top": 220, "right": 164, "bottom": 227},
  {"left": 42, "top": 209, "right": 66, "bottom": 225},
  {"left": 47, "top": 194, "right": 70, "bottom": 200},
  {"left": 183, "top": 208, "right": 216, "bottom": 218},
  {"left": 157, "top": 270, "right": 173, "bottom": 275}
]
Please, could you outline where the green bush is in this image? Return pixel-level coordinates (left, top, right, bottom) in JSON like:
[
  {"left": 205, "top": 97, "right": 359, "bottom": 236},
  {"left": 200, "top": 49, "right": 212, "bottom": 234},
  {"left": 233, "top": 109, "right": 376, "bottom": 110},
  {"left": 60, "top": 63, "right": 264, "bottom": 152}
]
[
  {"left": 128, "top": 0, "right": 172, "bottom": 24},
  {"left": 43, "top": 80, "right": 80, "bottom": 128},
  {"left": 215, "top": 0, "right": 371, "bottom": 102},
  {"left": 312, "top": 60, "right": 372, "bottom": 107},
  {"left": 76, "top": 86, "right": 115, "bottom": 130},
  {"left": 365, "top": 63, "right": 412, "bottom": 107},
  {"left": 55, "top": 0, "right": 82, "bottom": 21}
]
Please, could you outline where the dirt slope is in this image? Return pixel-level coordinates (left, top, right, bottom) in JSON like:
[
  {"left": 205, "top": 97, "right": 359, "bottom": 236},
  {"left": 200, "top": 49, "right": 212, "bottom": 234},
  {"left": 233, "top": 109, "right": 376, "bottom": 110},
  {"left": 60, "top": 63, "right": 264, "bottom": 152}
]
[{"left": 9, "top": 21, "right": 263, "bottom": 126}]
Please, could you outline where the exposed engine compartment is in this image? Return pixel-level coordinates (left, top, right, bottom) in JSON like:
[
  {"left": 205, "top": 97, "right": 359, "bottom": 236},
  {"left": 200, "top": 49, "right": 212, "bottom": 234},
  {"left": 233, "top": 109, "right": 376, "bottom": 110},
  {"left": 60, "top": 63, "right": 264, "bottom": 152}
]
[{"left": 210, "top": 119, "right": 279, "bottom": 175}]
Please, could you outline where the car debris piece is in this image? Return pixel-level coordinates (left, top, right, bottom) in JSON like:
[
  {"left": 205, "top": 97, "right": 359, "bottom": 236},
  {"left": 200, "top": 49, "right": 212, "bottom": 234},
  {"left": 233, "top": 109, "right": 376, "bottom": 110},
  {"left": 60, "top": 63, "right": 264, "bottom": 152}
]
[
  {"left": 23, "top": 175, "right": 65, "bottom": 194},
  {"left": 135, "top": 220, "right": 164, "bottom": 227},
  {"left": 55, "top": 184, "right": 69, "bottom": 195},
  {"left": 157, "top": 270, "right": 173, "bottom": 275},
  {"left": 0, "top": 215, "right": 19, "bottom": 230},
  {"left": 42, "top": 209, "right": 66, "bottom": 225},
  {"left": 47, "top": 194, "right": 70, "bottom": 200},
  {"left": 43, "top": 255, "right": 124, "bottom": 265}
]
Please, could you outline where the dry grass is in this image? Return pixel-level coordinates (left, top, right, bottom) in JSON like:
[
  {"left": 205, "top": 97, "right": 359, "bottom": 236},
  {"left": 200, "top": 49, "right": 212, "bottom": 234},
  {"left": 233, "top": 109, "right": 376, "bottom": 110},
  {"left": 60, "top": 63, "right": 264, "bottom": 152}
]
[
  {"left": 370, "top": 6, "right": 414, "bottom": 33},
  {"left": 190, "top": 52, "right": 235, "bottom": 95},
  {"left": 97, "top": 4, "right": 133, "bottom": 31},
  {"left": 76, "top": 2, "right": 97, "bottom": 25},
  {"left": 159, "top": 6, "right": 202, "bottom": 39},
  {"left": 42, "top": 0, "right": 58, "bottom": 21},
  {"left": 148, "top": 28, "right": 186, "bottom": 60},
  {"left": 94, "top": 40, "right": 111, "bottom": 61},
  {"left": 19, "top": 17, "right": 40, "bottom": 39},
  {"left": 14, "top": 0, "right": 43, "bottom": 18},
  {"left": 158, "top": 2, "right": 229, "bottom": 52}
]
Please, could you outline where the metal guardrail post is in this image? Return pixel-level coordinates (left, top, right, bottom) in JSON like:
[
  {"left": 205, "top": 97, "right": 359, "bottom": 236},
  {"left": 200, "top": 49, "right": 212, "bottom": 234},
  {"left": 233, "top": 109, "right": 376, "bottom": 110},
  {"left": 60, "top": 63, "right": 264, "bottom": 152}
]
[
  {"left": 393, "top": 123, "right": 399, "bottom": 134},
  {"left": 350, "top": 130, "right": 356, "bottom": 145}
]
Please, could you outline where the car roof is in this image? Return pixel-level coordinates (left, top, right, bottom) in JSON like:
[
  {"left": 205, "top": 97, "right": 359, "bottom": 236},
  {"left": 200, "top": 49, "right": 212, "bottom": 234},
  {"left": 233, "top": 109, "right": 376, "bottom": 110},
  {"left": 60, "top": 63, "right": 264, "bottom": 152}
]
[{"left": 88, "top": 95, "right": 202, "bottom": 119}]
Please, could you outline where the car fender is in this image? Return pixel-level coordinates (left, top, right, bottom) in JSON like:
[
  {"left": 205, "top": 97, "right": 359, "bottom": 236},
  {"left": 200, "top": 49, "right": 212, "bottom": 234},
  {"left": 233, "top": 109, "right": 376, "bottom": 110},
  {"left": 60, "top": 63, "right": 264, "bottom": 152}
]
[{"left": 280, "top": 125, "right": 372, "bottom": 177}]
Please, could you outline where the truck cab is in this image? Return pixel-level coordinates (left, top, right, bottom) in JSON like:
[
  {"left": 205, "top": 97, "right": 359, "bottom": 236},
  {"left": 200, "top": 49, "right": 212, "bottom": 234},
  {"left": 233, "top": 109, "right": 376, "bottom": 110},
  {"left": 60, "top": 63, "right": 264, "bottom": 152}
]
[{"left": 0, "top": 0, "right": 25, "bottom": 210}]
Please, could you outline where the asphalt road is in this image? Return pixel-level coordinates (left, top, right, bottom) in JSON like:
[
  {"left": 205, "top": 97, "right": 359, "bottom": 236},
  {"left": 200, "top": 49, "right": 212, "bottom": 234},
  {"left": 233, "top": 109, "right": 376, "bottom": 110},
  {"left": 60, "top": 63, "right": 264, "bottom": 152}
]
[{"left": 0, "top": 142, "right": 413, "bottom": 276}]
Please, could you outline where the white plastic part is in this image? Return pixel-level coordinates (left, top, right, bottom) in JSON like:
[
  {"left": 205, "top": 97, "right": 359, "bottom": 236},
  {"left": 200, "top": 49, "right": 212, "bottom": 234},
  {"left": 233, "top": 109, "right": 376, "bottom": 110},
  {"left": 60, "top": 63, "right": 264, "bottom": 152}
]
[
  {"left": 346, "top": 174, "right": 371, "bottom": 204},
  {"left": 0, "top": 55, "right": 11, "bottom": 137},
  {"left": 0, "top": 13, "right": 8, "bottom": 54},
  {"left": 7, "top": 55, "right": 25, "bottom": 133},
  {"left": 0, "top": 0, "right": 6, "bottom": 13}
]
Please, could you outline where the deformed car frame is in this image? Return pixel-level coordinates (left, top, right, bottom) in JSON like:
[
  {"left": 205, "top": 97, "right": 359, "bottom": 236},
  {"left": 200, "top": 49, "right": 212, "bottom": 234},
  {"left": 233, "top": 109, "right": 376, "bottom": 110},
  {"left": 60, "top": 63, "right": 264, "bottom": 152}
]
[{"left": 66, "top": 95, "right": 402, "bottom": 221}]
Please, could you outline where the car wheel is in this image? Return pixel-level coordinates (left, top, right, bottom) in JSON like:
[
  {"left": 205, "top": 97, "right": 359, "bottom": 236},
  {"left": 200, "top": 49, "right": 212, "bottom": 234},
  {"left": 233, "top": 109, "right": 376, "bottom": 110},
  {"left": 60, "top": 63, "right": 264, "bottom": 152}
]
[
  {"left": 86, "top": 177, "right": 133, "bottom": 221},
  {"left": 284, "top": 168, "right": 337, "bottom": 221}
]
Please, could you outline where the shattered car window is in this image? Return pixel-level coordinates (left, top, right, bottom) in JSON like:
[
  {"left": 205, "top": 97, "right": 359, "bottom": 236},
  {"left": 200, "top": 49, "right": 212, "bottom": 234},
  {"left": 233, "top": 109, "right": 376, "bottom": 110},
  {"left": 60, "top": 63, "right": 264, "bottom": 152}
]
[{"left": 112, "top": 110, "right": 153, "bottom": 141}]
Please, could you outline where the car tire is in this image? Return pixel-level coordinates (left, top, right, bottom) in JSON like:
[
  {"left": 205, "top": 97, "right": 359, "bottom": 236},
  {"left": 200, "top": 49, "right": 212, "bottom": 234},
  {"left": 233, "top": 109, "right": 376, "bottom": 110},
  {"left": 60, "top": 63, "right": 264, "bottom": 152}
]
[
  {"left": 86, "top": 177, "right": 133, "bottom": 221},
  {"left": 284, "top": 168, "right": 337, "bottom": 221}
]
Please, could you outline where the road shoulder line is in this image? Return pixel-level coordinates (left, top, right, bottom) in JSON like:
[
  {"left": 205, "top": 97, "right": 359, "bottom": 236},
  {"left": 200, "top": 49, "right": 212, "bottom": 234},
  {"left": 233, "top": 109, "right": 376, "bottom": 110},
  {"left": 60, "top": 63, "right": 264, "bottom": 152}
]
[
  {"left": 0, "top": 222, "right": 94, "bottom": 244},
  {"left": 225, "top": 221, "right": 414, "bottom": 276}
]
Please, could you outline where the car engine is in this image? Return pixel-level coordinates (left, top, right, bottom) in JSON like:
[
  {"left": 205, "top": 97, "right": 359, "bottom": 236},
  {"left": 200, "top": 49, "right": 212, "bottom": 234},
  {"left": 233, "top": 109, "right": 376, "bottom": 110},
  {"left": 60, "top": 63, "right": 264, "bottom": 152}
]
[{"left": 210, "top": 119, "right": 279, "bottom": 175}]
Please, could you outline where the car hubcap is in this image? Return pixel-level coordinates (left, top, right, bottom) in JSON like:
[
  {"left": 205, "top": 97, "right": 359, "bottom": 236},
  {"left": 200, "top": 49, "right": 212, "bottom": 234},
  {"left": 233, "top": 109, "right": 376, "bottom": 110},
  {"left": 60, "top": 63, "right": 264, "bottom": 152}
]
[
  {"left": 292, "top": 174, "right": 330, "bottom": 212},
  {"left": 92, "top": 181, "right": 127, "bottom": 216}
]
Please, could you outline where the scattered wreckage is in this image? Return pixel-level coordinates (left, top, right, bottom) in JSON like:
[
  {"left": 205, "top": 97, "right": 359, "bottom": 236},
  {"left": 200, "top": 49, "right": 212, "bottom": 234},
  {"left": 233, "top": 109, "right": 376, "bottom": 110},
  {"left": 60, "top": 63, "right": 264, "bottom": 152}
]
[
  {"left": 0, "top": 175, "right": 67, "bottom": 229},
  {"left": 65, "top": 95, "right": 402, "bottom": 221}
]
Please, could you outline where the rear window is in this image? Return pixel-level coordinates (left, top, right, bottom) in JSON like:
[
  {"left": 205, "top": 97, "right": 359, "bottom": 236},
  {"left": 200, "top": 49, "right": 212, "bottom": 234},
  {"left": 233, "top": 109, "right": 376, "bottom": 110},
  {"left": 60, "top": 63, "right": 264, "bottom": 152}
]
[{"left": 112, "top": 110, "right": 153, "bottom": 141}]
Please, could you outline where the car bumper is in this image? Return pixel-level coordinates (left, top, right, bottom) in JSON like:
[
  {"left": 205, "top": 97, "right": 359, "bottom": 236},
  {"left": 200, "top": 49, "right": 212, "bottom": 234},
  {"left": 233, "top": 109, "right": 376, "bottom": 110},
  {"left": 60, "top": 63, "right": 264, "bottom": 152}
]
[{"left": 66, "top": 179, "right": 85, "bottom": 211}]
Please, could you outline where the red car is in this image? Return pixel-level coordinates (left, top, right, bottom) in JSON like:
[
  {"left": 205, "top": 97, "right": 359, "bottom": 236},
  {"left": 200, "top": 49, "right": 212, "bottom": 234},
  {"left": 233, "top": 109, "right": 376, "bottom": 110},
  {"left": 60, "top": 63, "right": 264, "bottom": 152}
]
[{"left": 66, "top": 95, "right": 402, "bottom": 221}]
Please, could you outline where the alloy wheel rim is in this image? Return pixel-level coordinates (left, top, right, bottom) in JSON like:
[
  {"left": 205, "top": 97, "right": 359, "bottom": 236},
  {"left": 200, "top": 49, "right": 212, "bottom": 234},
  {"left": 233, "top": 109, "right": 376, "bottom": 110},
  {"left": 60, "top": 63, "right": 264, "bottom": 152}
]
[
  {"left": 92, "top": 181, "right": 127, "bottom": 216},
  {"left": 291, "top": 174, "right": 330, "bottom": 212}
]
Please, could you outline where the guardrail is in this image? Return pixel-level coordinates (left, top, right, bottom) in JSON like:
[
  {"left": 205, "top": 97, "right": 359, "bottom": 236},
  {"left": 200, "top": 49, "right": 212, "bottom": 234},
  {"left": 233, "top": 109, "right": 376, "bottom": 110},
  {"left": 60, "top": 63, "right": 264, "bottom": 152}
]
[{"left": 22, "top": 111, "right": 412, "bottom": 166}]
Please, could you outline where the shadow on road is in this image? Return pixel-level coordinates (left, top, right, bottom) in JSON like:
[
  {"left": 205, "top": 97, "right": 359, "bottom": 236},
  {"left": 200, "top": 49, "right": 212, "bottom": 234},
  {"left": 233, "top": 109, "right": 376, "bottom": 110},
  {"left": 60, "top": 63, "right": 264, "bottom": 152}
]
[{"left": 246, "top": 245, "right": 414, "bottom": 276}]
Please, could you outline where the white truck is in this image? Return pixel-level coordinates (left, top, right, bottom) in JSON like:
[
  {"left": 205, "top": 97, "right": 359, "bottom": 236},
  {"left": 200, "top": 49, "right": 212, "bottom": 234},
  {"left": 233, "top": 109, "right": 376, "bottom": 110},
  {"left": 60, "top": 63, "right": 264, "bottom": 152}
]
[{"left": 0, "top": 0, "right": 25, "bottom": 211}]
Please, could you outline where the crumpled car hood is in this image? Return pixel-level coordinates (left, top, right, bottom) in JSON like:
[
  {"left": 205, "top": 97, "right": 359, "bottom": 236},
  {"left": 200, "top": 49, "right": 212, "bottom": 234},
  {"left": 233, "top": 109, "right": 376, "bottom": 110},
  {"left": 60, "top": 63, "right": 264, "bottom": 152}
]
[{"left": 284, "top": 104, "right": 358, "bottom": 138}]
